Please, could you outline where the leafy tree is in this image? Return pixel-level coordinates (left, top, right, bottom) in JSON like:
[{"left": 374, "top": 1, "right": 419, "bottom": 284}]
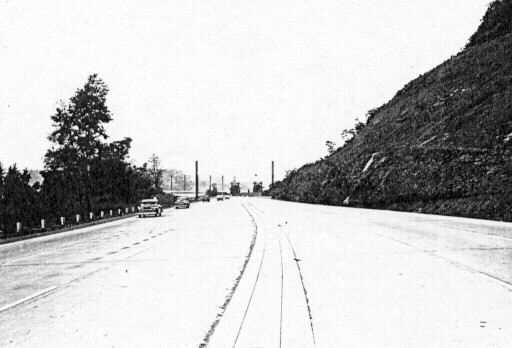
[
  {"left": 365, "top": 108, "right": 379, "bottom": 125},
  {"left": 44, "top": 74, "right": 114, "bottom": 213},
  {"left": 1, "top": 165, "right": 38, "bottom": 235},
  {"left": 340, "top": 128, "right": 356, "bottom": 144},
  {"left": 230, "top": 181, "right": 240, "bottom": 195},
  {"left": 162, "top": 169, "right": 184, "bottom": 190},
  {"left": 354, "top": 118, "right": 366, "bottom": 132},
  {"left": 253, "top": 181, "right": 263, "bottom": 193},
  {"left": 467, "top": 0, "right": 512, "bottom": 48},
  {"left": 45, "top": 74, "right": 112, "bottom": 171},
  {"left": 326, "top": 141, "right": 337, "bottom": 155},
  {"left": 0, "top": 163, "right": 4, "bottom": 233},
  {"left": 206, "top": 183, "right": 218, "bottom": 196},
  {"left": 42, "top": 74, "right": 152, "bottom": 217},
  {"left": 127, "top": 163, "right": 154, "bottom": 202},
  {"left": 148, "top": 154, "right": 164, "bottom": 192}
]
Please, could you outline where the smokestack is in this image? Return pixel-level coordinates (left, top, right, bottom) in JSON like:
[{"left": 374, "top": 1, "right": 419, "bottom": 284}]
[
  {"left": 195, "top": 161, "right": 199, "bottom": 200},
  {"left": 272, "top": 161, "right": 274, "bottom": 186}
]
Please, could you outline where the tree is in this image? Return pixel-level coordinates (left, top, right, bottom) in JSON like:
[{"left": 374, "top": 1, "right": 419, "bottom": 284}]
[
  {"left": 0, "top": 163, "right": 4, "bottom": 233},
  {"left": 44, "top": 74, "right": 114, "bottom": 213},
  {"left": 207, "top": 183, "right": 218, "bottom": 196},
  {"left": 161, "top": 169, "right": 184, "bottom": 190},
  {"left": 148, "top": 154, "right": 164, "bottom": 192},
  {"left": 45, "top": 74, "right": 112, "bottom": 171},
  {"left": 253, "top": 181, "right": 263, "bottom": 193},
  {"left": 230, "top": 181, "right": 240, "bottom": 196},
  {"left": 467, "top": 0, "right": 512, "bottom": 48},
  {"left": 326, "top": 141, "right": 337, "bottom": 155},
  {"left": 354, "top": 118, "right": 366, "bottom": 132},
  {"left": 1, "top": 165, "right": 38, "bottom": 235},
  {"left": 43, "top": 74, "right": 148, "bottom": 216}
]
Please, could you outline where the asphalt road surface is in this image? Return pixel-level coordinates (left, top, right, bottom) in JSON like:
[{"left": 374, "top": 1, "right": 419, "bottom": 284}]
[{"left": 1, "top": 198, "right": 512, "bottom": 347}]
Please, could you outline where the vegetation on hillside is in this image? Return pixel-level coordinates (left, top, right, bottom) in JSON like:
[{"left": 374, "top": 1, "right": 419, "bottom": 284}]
[
  {"left": 467, "top": 0, "right": 512, "bottom": 48},
  {"left": 268, "top": 0, "right": 512, "bottom": 222}
]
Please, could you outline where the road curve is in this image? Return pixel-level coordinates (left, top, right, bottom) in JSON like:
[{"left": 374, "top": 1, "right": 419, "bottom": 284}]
[
  {"left": 1, "top": 197, "right": 512, "bottom": 347},
  {"left": 238, "top": 198, "right": 512, "bottom": 347}
]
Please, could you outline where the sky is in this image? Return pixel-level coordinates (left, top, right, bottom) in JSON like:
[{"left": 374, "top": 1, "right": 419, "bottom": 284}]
[{"left": 1, "top": 0, "right": 490, "bottom": 187}]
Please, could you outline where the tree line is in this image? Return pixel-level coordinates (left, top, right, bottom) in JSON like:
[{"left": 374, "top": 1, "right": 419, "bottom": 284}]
[{"left": 0, "top": 75, "right": 165, "bottom": 237}]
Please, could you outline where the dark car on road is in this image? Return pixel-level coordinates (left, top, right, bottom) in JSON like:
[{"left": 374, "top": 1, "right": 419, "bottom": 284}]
[
  {"left": 217, "top": 192, "right": 230, "bottom": 201},
  {"left": 199, "top": 195, "right": 210, "bottom": 202},
  {"left": 175, "top": 197, "right": 190, "bottom": 209}
]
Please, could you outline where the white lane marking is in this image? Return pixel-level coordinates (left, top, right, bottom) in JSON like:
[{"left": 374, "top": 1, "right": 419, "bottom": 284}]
[
  {"left": 2, "top": 252, "right": 46, "bottom": 266},
  {"left": 0, "top": 249, "right": 152, "bottom": 314},
  {"left": 0, "top": 238, "right": 154, "bottom": 315},
  {"left": 2, "top": 238, "right": 106, "bottom": 266},
  {"left": 0, "top": 286, "right": 58, "bottom": 313},
  {"left": 125, "top": 247, "right": 152, "bottom": 259}
]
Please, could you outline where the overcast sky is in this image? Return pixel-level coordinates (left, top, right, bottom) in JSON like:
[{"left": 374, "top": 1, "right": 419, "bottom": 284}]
[{"left": 1, "top": 0, "right": 489, "bottom": 186}]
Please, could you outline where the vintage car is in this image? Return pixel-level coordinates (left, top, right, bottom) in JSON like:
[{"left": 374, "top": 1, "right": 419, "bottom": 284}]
[
  {"left": 199, "top": 195, "right": 210, "bottom": 202},
  {"left": 175, "top": 197, "right": 190, "bottom": 209},
  {"left": 138, "top": 198, "right": 162, "bottom": 217},
  {"left": 217, "top": 192, "right": 230, "bottom": 201}
]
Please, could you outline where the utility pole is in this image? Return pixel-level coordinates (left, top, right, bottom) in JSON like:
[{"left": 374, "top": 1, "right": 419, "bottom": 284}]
[
  {"left": 272, "top": 161, "right": 274, "bottom": 186},
  {"left": 86, "top": 164, "right": 91, "bottom": 218},
  {"left": 222, "top": 175, "right": 224, "bottom": 191},
  {"left": 209, "top": 175, "right": 211, "bottom": 191},
  {"left": 183, "top": 175, "right": 186, "bottom": 191},
  {"left": 195, "top": 161, "right": 199, "bottom": 200},
  {"left": 170, "top": 175, "right": 173, "bottom": 191}
]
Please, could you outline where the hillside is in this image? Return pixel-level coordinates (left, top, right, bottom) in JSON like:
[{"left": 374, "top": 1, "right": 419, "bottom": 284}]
[{"left": 268, "top": 0, "right": 512, "bottom": 222}]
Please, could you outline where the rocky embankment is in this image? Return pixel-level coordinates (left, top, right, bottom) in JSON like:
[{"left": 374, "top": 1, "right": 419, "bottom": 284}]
[{"left": 269, "top": 0, "right": 512, "bottom": 222}]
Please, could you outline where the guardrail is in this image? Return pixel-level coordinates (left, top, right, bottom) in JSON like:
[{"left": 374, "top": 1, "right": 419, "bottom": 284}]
[
  {"left": 5, "top": 206, "right": 141, "bottom": 239},
  {"left": 2, "top": 195, "right": 177, "bottom": 240}
]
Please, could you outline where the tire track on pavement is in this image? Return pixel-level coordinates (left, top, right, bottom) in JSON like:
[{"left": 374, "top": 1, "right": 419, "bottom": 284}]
[
  {"left": 248, "top": 201, "right": 316, "bottom": 347},
  {"left": 277, "top": 227, "right": 284, "bottom": 348},
  {"left": 206, "top": 201, "right": 288, "bottom": 348},
  {"left": 210, "top": 201, "right": 316, "bottom": 347},
  {"left": 232, "top": 224, "right": 268, "bottom": 347},
  {"left": 282, "top": 223, "right": 317, "bottom": 348},
  {"left": 199, "top": 202, "right": 261, "bottom": 348}
]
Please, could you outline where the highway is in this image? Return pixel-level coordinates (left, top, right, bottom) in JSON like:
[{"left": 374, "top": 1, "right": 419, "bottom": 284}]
[{"left": 1, "top": 198, "right": 512, "bottom": 347}]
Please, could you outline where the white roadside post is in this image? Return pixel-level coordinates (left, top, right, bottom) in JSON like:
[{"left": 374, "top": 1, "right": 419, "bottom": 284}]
[
  {"left": 76, "top": 214, "right": 80, "bottom": 223},
  {"left": 132, "top": 207, "right": 135, "bottom": 213},
  {"left": 89, "top": 212, "right": 93, "bottom": 221},
  {"left": 110, "top": 209, "right": 113, "bottom": 217},
  {"left": 100, "top": 211, "right": 104, "bottom": 218},
  {"left": 60, "top": 217, "right": 65, "bottom": 226},
  {"left": 125, "top": 208, "right": 129, "bottom": 214},
  {"left": 16, "top": 222, "right": 22, "bottom": 233},
  {"left": 41, "top": 219, "right": 45, "bottom": 229},
  {"left": 118, "top": 208, "right": 121, "bottom": 216}
]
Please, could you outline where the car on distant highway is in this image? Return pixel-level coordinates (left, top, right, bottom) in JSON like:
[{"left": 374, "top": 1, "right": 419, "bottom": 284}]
[
  {"left": 199, "top": 195, "right": 210, "bottom": 202},
  {"left": 138, "top": 198, "right": 162, "bottom": 218},
  {"left": 217, "top": 192, "right": 230, "bottom": 201},
  {"left": 175, "top": 197, "right": 190, "bottom": 209}
]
